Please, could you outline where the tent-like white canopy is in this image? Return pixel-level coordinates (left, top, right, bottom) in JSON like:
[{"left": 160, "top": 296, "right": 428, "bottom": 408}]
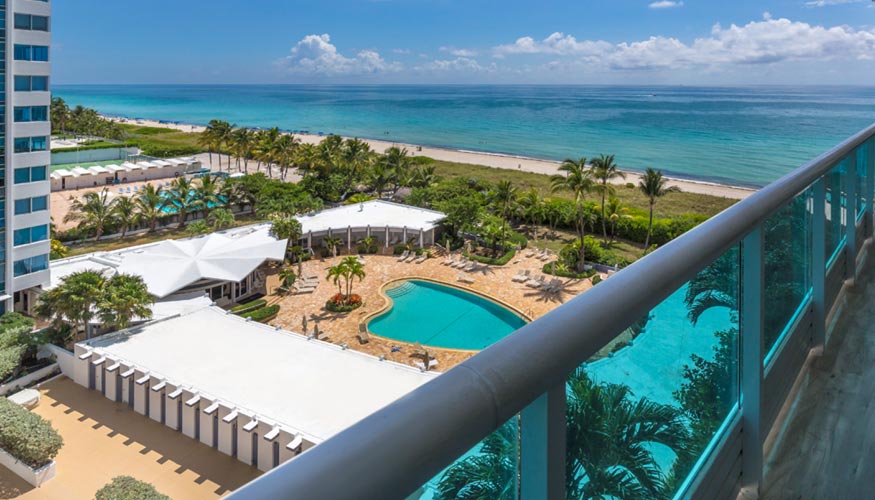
[
  {"left": 122, "top": 161, "right": 141, "bottom": 170},
  {"left": 88, "top": 166, "right": 110, "bottom": 174},
  {"left": 296, "top": 200, "right": 445, "bottom": 234},
  {"left": 166, "top": 158, "right": 186, "bottom": 166},
  {"left": 52, "top": 169, "right": 74, "bottom": 178},
  {"left": 106, "top": 164, "right": 128, "bottom": 173},
  {"left": 71, "top": 167, "right": 91, "bottom": 176},
  {"left": 138, "top": 161, "right": 159, "bottom": 169},
  {"left": 115, "top": 225, "right": 286, "bottom": 298},
  {"left": 152, "top": 160, "right": 172, "bottom": 167}
]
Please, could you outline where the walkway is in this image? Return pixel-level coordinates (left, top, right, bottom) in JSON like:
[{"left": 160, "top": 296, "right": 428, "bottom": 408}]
[
  {"left": 0, "top": 377, "right": 260, "bottom": 500},
  {"left": 763, "top": 260, "right": 875, "bottom": 499}
]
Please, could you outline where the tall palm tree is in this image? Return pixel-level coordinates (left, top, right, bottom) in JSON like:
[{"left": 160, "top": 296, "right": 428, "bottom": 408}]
[
  {"left": 435, "top": 421, "right": 519, "bottom": 500},
  {"left": 136, "top": 184, "right": 166, "bottom": 232},
  {"left": 489, "top": 180, "right": 518, "bottom": 246},
  {"left": 342, "top": 138, "right": 372, "bottom": 198},
  {"left": 216, "top": 121, "right": 235, "bottom": 171},
  {"left": 200, "top": 120, "right": 227, "bottom": 168},
  {"left": 338, "top": 255, "right": 366, "bottom": 300},
  {"left": 369, "top": 162, "right": 392, "bottom": 199},
  {"left": 276, "top": 134, "right": 301, "bottom": 181},
  {"left": 381, "top": 146, "right": 411, "bottom": 193},
  {"left": 256, "top": 127, "right": 281, "bottom": 177},
  {"left": 605, "top": 195, "right": 626, "bottom": 243},
  {"left": 269, "top": 215, "right": 303, "bottom": 260},
  {"left": 231, "top": 127, "right": 255, "bottom": 173},
  {"left": 113, "top": 196, "right": 139, "bottom": 238},
  {"left": 638, "top": 168, "right": 679, "bottom": 252},
  {"left": 551, "top": 158, "right": 596, "bottom": 272},
  {"left": 167, "top": 176, "right": 195, "bottom": 228},
  {"left": 518, "top": 188, "right": 544, "bottom": 242},
  {"left": 591, "top": 154, "right": 626, "bottom": 242},
  {"left": 97, "top": 274, "right": 153, "bottom": 330},
  {"left": 64, "top": 189, "right": 118, "bottom": 241},
  {"left": 326, "top": 263, "right": 344, "bottom": 295},
  {"left": 35, "top": 270, "right": 106, "bottom": 339},
  {"left": 323, "top": 236, "right": 342, "bottom": 258},
  {"left": 294, "top": 143, "right": 319, "bottom": 174}
]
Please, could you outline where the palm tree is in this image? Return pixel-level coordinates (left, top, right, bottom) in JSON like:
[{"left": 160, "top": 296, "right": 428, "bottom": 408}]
[
  {"left": 97, "top": 274, "right": 153, "bottom": 330},
  {"left": 256, "top": 127, "right": 281, "bottom": 177},
  {"left": 489, "top": 180, "right": 518, "bottom": 246},
  {"left": 193, "top": 174, "right": 223, "bottom": 220},
  {"left": 209, "top": 208, "right": 236, "bottom": 229},
  {"left": 638, "top": 168, "right": 679, "bottom": 252},
  {"left": 605, "top": 196, "right": 626, "bottom": 243},
  {"left": 369, "top": 162, "right": 392, "bottom": 199},
  {"left": 276, "top": 134, "right": 301, "bottom": 181},
  {"left": 435, "top": 421, "right": 519, "bottom": 500},
  {"left": 278, "top": 267, "right": 297, "bottom": 289},
  {"left": 323, "top": 236, "right": 342, "bottom": 258},
  {"left": 341, "top": 138, "right": 372, "bottom": 198},
  {"left": 136, "top": 184, "right": 166, "bottom": 232},
  {"left": 270, "top": 215, "right": 303, "bottom": 259},
  {"left": 294, "top": 143, "right": 319, "bottom": 174},
  {"left": 64, "top": 189, "right": 118, "bottom": 241},
  {"left": 231, "top": 127, "right": 255, "bottom": 173},
  {"left": 338, "top": 256, "right": 366, "bottom": 300},
  {"left": 166, "top": 177, "right": 195, "bottom": 228},
  {"left": 518, "top": 188, "right": 544, "bottom": 243},
  {"left": 326, "top": 263, "right": 344, "bottom": 295},
  {"left": 409, "top": 165, "right": 437, "bottom": 188},
  {"left": 113, "top": 196, "right": 139, "bottom": 238},
  {"left": 51, "top": 97, "right": 71, "bottom": 134},
  {"left": 565, "top": 368, "right": 689, "bottom": 499},
  {"left": 551, "top": 158, "right": 596, "bottom": 272},
  {"left": 201, "top": 120, "right": 229, "bottom": 168},
  {"left": 382, "top": 146, "right": 411, "bottom": 193},
  {"left": 35, "top": 270, "right": 106, "bottom": 339},
  {"left": 591, "top": 154, "right": 626, "bottom": 242}
]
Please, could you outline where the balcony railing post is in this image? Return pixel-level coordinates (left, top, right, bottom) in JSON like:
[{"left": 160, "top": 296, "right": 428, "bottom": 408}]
[
  {"left": 741, "top": 226, "right": 764, "bottom": 496},
  {"left": 867, "top": 137, "right": 875, "bottom": 239},
  {"left": 812, "top": 178, "right": 827, "bottom": 350},
  {"left": 520, "top": 382, "right": 566, "bottom": 500},
  {"left": 845, "top": 151, "right": 858, "bottom": 283}
]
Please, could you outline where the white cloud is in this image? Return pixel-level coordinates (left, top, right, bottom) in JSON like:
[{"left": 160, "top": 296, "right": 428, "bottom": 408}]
[
  {"left": 492, "top": 16, "right": 875, "bottom": 70},
  {"left": 439, "top": 46, "right": 479, "bottom": 57},
  {"left": 417, "top": 57, "right": 496, "bottom": 73},
  {"left": 392, "top": 48, "right": 411, "bottom": 55},
  {"left": 804, "top": 0, "right": 867, "bottom": 6},
  {"left": 649, "top": 1, "right": 684, "bottom": 9},
  {"left": 278, "top": 34, "right": 401, "bottom": 76}
]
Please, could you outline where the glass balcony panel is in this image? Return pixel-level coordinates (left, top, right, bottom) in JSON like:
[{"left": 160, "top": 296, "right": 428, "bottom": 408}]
[
  {"left": 420, "top": 416, "right": 519, "bottom": 500},
  {"left": 566, "top": 245, "right": 740, "bottom": 499},
  {"left": 763, "top": 188, "right": 813, "bottom": 361},
  {"left": 825, "top": 161, "right": 846, "bottom": 266}
]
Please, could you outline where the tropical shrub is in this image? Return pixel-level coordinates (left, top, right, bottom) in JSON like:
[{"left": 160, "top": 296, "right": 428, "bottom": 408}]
[
  {"left": 326, "top": 293, "right": 362, "bottom": 313},
  {"left": 393, "top": 244, "right": 408, "bottom": 255},
  {"left": 94, "top": 476, "right": 171, "bottom": 500},
  {"left": 0, "top": 313, "right": 37, "bottom": 381},
  {"left": 507, "top": 230, "right": 528, "bottom": 250},
  {"left": 541, "top": 263, "right": 597, "bottom": 280},
  {"left": 467, "top": 247, "right": 515, "bottom": 266},
  {"left": 230, "top": 299, "right": 267, "bottom": 315},
  {"left": 559, "top": 236, "right": 606, "bottom": 269},
  {"left": 591, "top": 275, "right": 602, "bottom": 285},
  {"left": 0, "top": 397, "right": 63, "bottom": 468},
  {"left": 240, "top": 305, "right": 280, "bottom": 323}
]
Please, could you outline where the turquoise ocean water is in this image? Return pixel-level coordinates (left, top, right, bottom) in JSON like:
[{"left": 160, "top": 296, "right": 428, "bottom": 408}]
[{"left": 54, "top": 84, "right": 875, "bottom": 188}]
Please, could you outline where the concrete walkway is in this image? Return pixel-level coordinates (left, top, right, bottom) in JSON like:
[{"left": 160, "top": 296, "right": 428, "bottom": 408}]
[{"left": 0, "top": 377, "right": 260, "bottom": 499}]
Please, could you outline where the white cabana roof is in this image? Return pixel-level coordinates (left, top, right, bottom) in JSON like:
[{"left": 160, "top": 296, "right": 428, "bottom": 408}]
[
  {"left": 122, "top": 161, "right": 141, "bottom": 170},
  {"left": 52, "top": 169, "right": 74, "bottom": 178},
  {"left": 152, "top": 160, "right": 172, "bottom": 167},
  {"left": 296, "top": 200, "right": 446, "bottom": 234},
  {"left": 166, "top": 158, "right": 186, "bottom": 166},
  {"left": 138, "top": 161, "right": 159, "bottom": 169},
  {"left": 82, "top": 306, "right": 437, "bottom": 443},
  {"left": 71, "top": 166, "right": 91, "bottom": 176},
  {"left": 115, "top": 225, "right": 286, "bottom": 298},
  {"left": 88, "top": 166, "right": 111, "bottom": 174},
  {"left": 106, "top": 164, "right": 128, "bottom": 172}
]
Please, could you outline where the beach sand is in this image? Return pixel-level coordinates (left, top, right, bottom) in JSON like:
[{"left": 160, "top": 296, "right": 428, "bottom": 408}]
[{"left": 110, "top": 117, "right": 754, "bottom": 200}]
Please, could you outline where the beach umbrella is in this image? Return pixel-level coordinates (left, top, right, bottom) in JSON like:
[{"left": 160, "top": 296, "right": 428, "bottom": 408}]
[{"left": 302, "top": 315, "right": 308, "bottom": 334}]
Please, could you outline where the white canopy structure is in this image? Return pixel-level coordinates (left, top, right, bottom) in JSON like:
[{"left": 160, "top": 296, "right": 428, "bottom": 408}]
[
  {"left": 71, "top": 166, "right": 91, "bottom": 176},
  {"left": 106, "top": 164, "right": 128, "bottom": 173},
  {"left": 296, "top": 200, "right": 444, "bottom": 234},
  {"left": 88, "top": 165, "right": 111, "bottom": 174},
  {"left": 122, "top": 161, "right": 141, "bottom": 170},
  {"left": 51, "top": 168, "right": 74, "bottom": 178}
]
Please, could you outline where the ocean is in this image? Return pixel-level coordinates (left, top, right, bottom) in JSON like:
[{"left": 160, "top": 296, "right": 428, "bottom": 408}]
[{"left": 52, "top": 84, "right": 875, "bottom": 188}]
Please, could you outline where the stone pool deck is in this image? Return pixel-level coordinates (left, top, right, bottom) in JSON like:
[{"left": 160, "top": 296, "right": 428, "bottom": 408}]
[{"left": 268, "top": 253, "right": 596, "bottom": 370}]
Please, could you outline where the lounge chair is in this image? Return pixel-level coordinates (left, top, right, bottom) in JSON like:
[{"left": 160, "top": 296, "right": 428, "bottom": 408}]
[
  {"left": 443, "top": 256, "right": 456, "bottom": 266},
  {"left": 413, "top": 360, "right": 427, "bottom": 371},
  {"left": 526, "top": 276, "right": 546, "bottom": 288},
  {"left": 463, "top": 261, "right": 477, "bottom": 272},
  {"left": 293, "top": 283, "right": 316, "bottom": 294},
  {"left": 397, "top": 250, "right": 410, "bottom": 261},
  {"left": 428, "top": 359, "right": 439, "bottom": 370},
  {"left": 457, "top": 273, "right": 475, "bottom": 284},
  {"left": 356, "top": 254, "right": 366, "bottom": 264},
  {"left": 118, "top": 188, "right": 124, "bottom": 194},
  {"left": 512, "top": 269, "right": 531, "bottom": 283},
  {"left": 133, "top": 185, "right": 139, "bottom": 192},
  {"left": 414, "top": 254, "right": 427, "bottom": 264},
  {"left": 404, "top": 253, "right": 417, "bottom": 263},
  {"left": 125, "top": 187, "right": 131, "bottom": 193},
  {"left": 525, "top": 249, "right": 536, "bottom": 258},
  {"left": 539, "top": 250, "right": 552, "bottom": 261},
  {"left": 454, "top": 259, "right": 468, "bottom": 269},
  {"left": 357, "top": 324, "right": 370, "bottom": 344}
]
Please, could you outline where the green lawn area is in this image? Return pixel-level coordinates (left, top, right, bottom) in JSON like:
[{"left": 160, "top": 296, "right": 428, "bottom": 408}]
[
  {"left": 119, "top": 124, "right": 203, "bottom": 157},
  {"left": 428, "top": 159, "right": 737, "bottom": 218}
]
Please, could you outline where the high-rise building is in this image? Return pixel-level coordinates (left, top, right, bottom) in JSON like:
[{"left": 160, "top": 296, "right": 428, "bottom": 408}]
[{"left": 4, "top": 0, "right": 51, "bottom": 311}]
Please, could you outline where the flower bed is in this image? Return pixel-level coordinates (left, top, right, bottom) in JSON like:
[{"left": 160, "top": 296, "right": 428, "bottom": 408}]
[{"left": 326, "top": 293, "right": 363, "bottom": 313}]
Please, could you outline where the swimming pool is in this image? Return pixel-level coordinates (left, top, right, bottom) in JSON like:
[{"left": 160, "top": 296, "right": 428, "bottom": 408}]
[{"left": 368, "top": 280, "right": 527, "bottom": 351}]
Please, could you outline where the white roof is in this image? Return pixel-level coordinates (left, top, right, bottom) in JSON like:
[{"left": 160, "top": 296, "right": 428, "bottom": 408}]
[
  {"left": 166, "top": 158, "right": 186, "bottom": 166},
  {"left": 138, "top": 161, "right": 159, "bottom": 169},
  {"left": 83, "top": 306, "right": 437, "bottom": 443},
  {"left": 297, "top": 200, "right": 445, "bottom": 234},
  {"left": 88, "top": 166, "right": 111, "bottom": 174},
  {"left": 152, "top": 160, "right": 172, "bottom": 167},
  {"left": 53, "top": 169, "right": 75, "bottom": 177},
  {"left": 106, "top": 164, "right": 128, "bottom": 172},
  {"left": 71, "top": 167, "right": 92, "bottom": 176},
  {"left": 49, "top": 224, "right": 286, "bottom": 298},
  {"left": 122, "top": 162, "right": 141, "bottom": 170}
]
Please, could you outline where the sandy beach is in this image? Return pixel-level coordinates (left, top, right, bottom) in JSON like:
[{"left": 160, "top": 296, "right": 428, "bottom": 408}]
[{"left": 109, "top": 117, "right": 754, "bottom": 200}]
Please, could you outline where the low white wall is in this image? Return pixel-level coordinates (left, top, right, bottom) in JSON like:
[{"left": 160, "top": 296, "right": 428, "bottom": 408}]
[
  {"left": 0, "top": 363, "right": 59, "bottom": 396},
  {"left": 0, "top": 448, "right": 55, "bottom": 487},
  {"left": 38, "top": 344, "right": 75, "bottom": 378}
]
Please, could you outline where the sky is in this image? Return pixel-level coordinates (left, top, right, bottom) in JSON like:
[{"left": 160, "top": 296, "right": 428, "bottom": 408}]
[{"left": 52, "top": 0, "right": 875, "bottom": 85}]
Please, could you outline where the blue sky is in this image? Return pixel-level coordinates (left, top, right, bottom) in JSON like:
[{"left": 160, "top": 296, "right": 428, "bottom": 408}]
[{"left": 52, "top": 0, "right": 875, "bottom": 85}]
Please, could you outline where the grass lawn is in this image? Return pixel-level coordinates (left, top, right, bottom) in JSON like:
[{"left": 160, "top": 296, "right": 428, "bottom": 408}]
[
  {"left": 62, "top": 214, "right": 267, "bottom": 258},
  {"left": 119, "top": 124, "right": 203, "bottom": 157},
  {"left": 523, "top": 225, "right": 645, "bottom": 265},
  {"left": 429, "top": 159, "right": 737, "bottom": 218}
]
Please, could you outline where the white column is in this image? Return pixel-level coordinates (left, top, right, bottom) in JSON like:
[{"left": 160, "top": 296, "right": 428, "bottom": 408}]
[
  {"left": 419, "top": 230, "right": 424, "bottom": 247},
  {"left": 218, "top": 406, "right": 238, "bottom": 457},
  {"left": 148, "top": 379, "right": 166, "bottom": 423},
  {"left": 133, "top": 372, "right": 150, "bottom": 415},
  {"left": 105, "top": 362, "right": 120, "bottom": 401},
  {"left": 347, "top": 226, "right": 352, "bottom": 251},
  {"left": 166, "top": 385, "right": 183, "bottom": 431},
  {"left": 403, "top": 226, "right": 407, "bottom": 242},
  {"left": 308, "top": 231, "right": 312, "bottom": 249},
  {"left": 385, "top": 226, "right": 389, "bottom": 248},
  {"left": 182, "top": 392, "right": 200, "bottom": 439}
]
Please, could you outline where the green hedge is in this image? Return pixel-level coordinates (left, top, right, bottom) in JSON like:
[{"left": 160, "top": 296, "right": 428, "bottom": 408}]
[
  {"left": 231, "top": 299, "right": 267, "bottom": 315},
  {"left": 0, "top": 397, "right": 63, "bottom": 468},
  {"left": 94, "top": 476, "right": 171, "bottom": 500},
  {"left": 507, "top": 230, "right": 528, "bottom": 250},
  {"left": 52, "top": 141, "right": 132, "bottom": 153},
  {"left": 541, "top": 263, "right": 597, "bottom": 280},
  {"left": 240, "top": 305, "right": 280, "bottom": 322},
  {"left": 467, "top": 247, "right": 516, "bottom": 266}
]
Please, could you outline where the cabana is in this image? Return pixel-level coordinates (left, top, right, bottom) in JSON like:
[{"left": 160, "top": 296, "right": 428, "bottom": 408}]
[
  {"left": 50, "top": 169, "right": 74, "bottom": 190},
  {"left": 88, "top": 165, "right": 114, "bottom": 186}
]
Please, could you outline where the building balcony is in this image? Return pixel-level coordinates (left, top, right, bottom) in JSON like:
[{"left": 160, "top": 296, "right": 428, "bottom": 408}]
[{"left": 214, "top": 124, "right": 875, "bottom": 500}]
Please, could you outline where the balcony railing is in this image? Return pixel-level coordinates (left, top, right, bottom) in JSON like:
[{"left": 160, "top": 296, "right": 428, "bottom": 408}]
[{"left": 228, "top": 123, "right": 875, "bottom": 500}]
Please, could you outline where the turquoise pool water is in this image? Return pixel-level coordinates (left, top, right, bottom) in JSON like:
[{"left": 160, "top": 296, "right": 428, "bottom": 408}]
[{"left": 368, "top": 280, "right": 527, "bottom": 350}]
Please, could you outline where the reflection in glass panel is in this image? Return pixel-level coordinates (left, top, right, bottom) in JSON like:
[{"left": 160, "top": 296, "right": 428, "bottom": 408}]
[
  {"left": 567, "top": 246, "right": 740, "bottom": 498},
  {"left": 825, "top": 161, "right": 846, "bottom": 264},
  {"left": 425, "top": 417, "right": 519, "bottom": 500},
  {"left": 763, "top": 188, "right": 812, "bottom": 360},
  {"left": 856, "top": 142, "right": 868, "bottom": 223}
]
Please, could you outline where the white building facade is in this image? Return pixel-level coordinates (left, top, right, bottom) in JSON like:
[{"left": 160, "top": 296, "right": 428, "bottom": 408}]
[{"left": 5, "top": 0, "right": 51, "bottom": 311}]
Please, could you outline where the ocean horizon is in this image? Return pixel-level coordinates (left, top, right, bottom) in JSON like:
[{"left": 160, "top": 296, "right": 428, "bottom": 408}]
[{"left": 53, "top": 84, "right": 875, "bottom": 188}]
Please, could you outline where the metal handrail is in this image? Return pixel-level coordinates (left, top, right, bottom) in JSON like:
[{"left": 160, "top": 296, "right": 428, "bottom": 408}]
[{"left": 228, "top": 123, "right": 875, "bottom": 500}]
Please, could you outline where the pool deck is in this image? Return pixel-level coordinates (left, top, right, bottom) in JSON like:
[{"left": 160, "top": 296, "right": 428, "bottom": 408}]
[{"left": 269, "top": 253, "right": 596, "bottom": 370}]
